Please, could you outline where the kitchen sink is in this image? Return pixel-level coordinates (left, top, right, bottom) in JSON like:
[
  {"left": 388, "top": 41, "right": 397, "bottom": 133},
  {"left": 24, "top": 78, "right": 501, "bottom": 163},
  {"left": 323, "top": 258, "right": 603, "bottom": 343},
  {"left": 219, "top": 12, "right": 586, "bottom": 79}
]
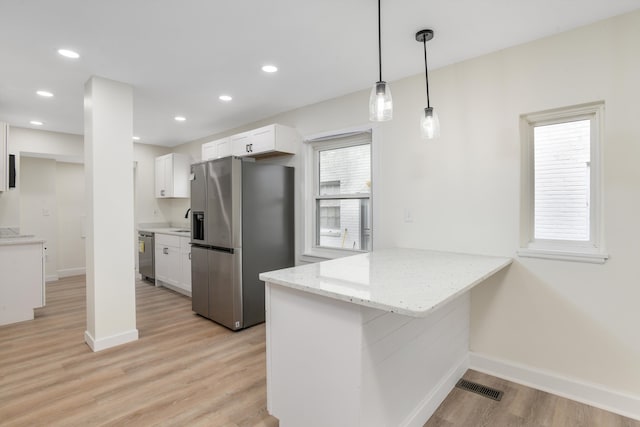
[{"left": 174, "top": 230, "right": 191, "bottom": 233}]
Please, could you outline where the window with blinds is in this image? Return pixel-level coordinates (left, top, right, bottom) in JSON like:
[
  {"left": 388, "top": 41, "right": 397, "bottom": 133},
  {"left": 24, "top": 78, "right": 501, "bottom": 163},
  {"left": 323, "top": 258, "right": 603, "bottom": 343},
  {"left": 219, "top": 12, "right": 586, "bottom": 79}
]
[
  {"left": 534, "top": 119, "right": 590, "bottom": 241},
  {"left": 519, "top": 102, "right": 607, "bottom": 263},
  {"left": 307, "top": 130, "right": 372, "bottom": 254}
]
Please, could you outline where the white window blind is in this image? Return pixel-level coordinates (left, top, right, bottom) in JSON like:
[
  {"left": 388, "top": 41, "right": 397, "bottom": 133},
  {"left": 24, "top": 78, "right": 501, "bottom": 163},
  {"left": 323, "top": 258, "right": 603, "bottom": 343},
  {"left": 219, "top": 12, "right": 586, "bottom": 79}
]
[{"left": 534, "top": 119, "right": 590, "bottom": 241}]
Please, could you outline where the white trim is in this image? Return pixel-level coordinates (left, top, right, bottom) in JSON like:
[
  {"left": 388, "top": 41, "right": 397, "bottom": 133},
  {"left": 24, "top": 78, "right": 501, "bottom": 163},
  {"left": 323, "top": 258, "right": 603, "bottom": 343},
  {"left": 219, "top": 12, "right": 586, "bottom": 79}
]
[
  {"left": 45, "top": 274, "right": 59, "bottom": 282},
  {"left": 84, "top": 328, "right": 139, "bottom": 352},
  {"left": 469, "top": 352, "right": 640, "bottom": 421},
  {"left": 304, "top": 124, "right": 373, "bottom": 143},
  {"left": 520, "top": 101, "right": 606, "bottom": 262},
  {"left": 58, "top": 267, "right": 86, "bottom": 278},
  {"left": 303, "top": 124, "right": 377, "bottom": 260},
  {"left": 517, "top": 248, "right": 608, "bottom": 264},
  {"left": 401, "top": 354, "right": 470, "bottom": 427}
]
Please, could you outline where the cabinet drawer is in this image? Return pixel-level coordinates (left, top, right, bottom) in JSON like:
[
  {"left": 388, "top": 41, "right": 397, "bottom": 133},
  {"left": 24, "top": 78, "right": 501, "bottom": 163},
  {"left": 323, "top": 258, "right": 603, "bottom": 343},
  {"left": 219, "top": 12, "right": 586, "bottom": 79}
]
[{"left": 156, "top": 233, "right": 180, "bottom": 247}]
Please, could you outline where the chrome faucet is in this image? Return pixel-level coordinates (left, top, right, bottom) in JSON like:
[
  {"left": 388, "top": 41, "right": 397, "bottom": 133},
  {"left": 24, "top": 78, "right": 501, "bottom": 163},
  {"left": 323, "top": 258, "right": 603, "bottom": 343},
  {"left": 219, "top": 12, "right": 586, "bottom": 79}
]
[{"left": 184, "top": 208, "right": 191, "bottom": 219}]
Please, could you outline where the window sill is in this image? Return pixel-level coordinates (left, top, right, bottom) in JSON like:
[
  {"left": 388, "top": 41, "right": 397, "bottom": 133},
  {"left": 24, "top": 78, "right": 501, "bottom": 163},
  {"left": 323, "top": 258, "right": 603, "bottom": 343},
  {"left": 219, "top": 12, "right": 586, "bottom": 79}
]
[{"left": 517, "top": 248, "right": 608, "bottom": 264}]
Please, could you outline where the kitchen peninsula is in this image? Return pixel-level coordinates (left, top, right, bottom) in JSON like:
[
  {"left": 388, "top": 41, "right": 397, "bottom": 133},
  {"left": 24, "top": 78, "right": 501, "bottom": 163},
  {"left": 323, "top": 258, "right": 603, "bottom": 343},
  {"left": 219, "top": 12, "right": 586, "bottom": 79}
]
[
  {"left": 0, "top": 230, "right": 45, "bottom": 325},
  {"left": 260, "top": 248, "right": 512, "bottom": 427}
]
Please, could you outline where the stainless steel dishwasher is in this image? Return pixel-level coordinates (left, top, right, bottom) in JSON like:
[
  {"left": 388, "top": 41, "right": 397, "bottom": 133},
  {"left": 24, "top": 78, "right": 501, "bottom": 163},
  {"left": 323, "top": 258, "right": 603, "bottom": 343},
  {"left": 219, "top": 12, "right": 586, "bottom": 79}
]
[{"left": 138, "top": 231, "right": 155, "bottom": 282}]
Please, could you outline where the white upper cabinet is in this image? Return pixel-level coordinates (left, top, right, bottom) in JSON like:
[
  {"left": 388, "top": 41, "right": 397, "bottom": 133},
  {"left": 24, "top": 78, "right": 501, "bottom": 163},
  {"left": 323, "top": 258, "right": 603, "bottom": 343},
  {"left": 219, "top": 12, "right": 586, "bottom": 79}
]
[
  {"left": 0, "top": 122, "right": 8, "bottom": 192},
  {"left": 155, "top": 153, "right": 190, "bottom": 198},
  {"left": 201, "top": 137, "right": 232, "bottom": 161},
  {"left": 231, "top": 124, "right": 298, "bottom": 158}
]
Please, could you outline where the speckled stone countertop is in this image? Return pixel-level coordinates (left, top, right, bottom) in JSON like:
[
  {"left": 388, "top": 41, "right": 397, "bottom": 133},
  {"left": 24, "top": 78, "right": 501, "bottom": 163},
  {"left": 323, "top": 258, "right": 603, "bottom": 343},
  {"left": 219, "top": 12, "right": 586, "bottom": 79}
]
[
  {"left": 259, "top": 248, "right": 512, "bottom": 317},
  {"left": 0, "top": 227, "right": 45, "bottom": 246}
]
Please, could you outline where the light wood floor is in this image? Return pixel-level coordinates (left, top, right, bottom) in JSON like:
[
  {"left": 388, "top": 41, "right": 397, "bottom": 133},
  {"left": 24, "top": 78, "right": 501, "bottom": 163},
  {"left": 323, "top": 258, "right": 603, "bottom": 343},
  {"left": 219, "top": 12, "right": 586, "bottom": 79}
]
[
  {"left": 2, "top": 276, "right": 637, "bottom": 427},
  {"left": 0, "top": 275, "right": 278, "bottom": 426},
  {"left": 424, "top": 369, "right": 640, "bottom": 427}
]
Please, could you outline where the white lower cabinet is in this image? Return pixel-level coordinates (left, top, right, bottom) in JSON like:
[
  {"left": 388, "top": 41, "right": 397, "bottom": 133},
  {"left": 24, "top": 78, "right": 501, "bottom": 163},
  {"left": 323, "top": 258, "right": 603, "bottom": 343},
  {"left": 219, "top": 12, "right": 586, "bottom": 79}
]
[{"left": 155, "top": 233, "right": 191, "bottom": 295}]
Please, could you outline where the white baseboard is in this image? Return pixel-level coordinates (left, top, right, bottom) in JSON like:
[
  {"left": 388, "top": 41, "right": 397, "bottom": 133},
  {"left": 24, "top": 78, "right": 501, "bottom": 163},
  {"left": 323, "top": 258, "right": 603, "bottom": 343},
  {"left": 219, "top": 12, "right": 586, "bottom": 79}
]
[
  {"left": 45, "top": 274, "right": 59, "bottom": 282},
  {"left": 402, "top": 354, "right": 469, "bottom": 427},
  {"left": 469, "top": 352, "right": 640, "bottom": 421},
  {"left": 84, "top": 328, "right": 139, "bottom": 352},
  {"left": 58, "top": 267, "right": 86, "bottom": 278}
]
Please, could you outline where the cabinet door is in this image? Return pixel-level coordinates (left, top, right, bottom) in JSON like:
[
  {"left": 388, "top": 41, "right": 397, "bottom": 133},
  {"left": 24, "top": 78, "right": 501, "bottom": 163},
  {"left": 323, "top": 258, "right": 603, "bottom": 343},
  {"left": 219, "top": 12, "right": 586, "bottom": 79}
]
[
  {"left": 249, "top": 125, "right": 276, "bottom": 154},
  {"left": 166, "top": 246, "right": 181, "bottom": 286},
  {"left": 231, "top": 132, "right": 252, "bottom": 156},
  {"left": 202, "top": 142, "right": 217, "bottom": 161},
  {"left": 181, "top": 250, "right": 191, "bottom": 292},
  {"left": 155, "top": 242, "right": 180, "bottom": 286},
  {"left": 155, "top": 156, "right": 167, "bottom": 197},
  {"left": 155, "top": 243, "right": 167, "bottom": 282},
  {"left": 180, "top": 237, "right": 192, "bottom": 292},
  {"left": 216, "top": 139, "right": 232, "bottom": 158}
]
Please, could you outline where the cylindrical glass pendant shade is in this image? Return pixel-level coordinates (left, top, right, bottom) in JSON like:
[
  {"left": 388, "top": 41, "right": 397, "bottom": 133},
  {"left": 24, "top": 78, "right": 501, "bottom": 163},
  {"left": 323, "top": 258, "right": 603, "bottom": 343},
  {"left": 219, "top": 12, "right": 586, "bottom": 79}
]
[
  {"left": 420, "top": 107, "right": 440, "bottom": 139},
  {"left": 369, "top": 81, "right": 393, "bottom": 122}
]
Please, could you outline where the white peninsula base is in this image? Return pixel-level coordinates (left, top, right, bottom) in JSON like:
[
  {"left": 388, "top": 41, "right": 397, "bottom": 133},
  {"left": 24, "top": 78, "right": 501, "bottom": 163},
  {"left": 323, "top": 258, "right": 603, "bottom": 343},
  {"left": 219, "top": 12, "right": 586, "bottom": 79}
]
[{"left": 260, "top": 248, "right": 512, "bottom": 427}]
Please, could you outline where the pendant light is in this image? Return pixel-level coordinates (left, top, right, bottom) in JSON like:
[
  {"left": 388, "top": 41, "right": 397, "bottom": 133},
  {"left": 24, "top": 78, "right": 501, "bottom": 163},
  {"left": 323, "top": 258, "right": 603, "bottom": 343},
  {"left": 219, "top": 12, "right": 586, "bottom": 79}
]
[
  {"left": 369, "top": 0, "right": 392, "bottom": 121},
  {"left": 416, "top": 29, "right": 440, "bottom": 139}
]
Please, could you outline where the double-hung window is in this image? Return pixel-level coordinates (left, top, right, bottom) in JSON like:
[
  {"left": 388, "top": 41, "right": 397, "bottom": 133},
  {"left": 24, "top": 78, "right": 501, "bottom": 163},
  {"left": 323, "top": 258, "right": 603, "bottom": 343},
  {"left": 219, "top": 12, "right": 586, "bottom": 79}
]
[
  {"left": 305, "top": 129, "right": 372, "bottom": 258},
  {"left": 519, "top": 102, "right": 607, "bottom": 263}
]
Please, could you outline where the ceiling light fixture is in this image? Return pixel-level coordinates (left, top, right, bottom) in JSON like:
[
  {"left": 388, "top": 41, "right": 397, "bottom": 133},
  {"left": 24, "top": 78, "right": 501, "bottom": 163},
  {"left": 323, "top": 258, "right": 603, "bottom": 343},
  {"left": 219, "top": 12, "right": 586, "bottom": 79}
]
[
  {"left": 219, "top": 95, "right": 232, "bottom": 102},
  {"left": 174, "top": 116, "right": 186, "bottom": 122},
  {"left": 262, "top": 65, "right": 278, "bottom": 73},
  {"left": 57, "top": 48, "right": 80, "bottom": 59},
  {"left": 30, "top": 120, "right": 44, "bottom": 126},
  {"left": 36, "top": 90, "right": 54, "bottom": 97},
  {"left": 416, "top": 29, "right": 440, "bottom": 139},
  {"left": 369, "top": 0, "right": 392, "bottom": 122}
]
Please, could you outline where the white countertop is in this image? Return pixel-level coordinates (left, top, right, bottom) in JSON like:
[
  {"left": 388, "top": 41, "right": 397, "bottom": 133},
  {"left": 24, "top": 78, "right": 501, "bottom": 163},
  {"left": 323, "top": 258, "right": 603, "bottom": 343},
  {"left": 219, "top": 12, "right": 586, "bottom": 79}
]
[
  {"left": 138, "top": 227, "right": 191, "bottom": 237},
  {"left": 259, "top": 248, "right": 512, "bottom": 317},
  {"left": 0, "top": 235, "right": 46, "bottom": 246}
]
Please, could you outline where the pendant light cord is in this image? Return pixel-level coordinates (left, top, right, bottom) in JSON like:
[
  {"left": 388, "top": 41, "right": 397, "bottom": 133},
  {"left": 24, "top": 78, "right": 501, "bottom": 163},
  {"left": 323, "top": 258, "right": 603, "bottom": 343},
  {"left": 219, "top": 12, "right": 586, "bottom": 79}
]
[
  {"left": 378, "top": 0, "right": 382, "bottom": 82},
  {"left": 423, "top": 38, "right": 430, "bottom": 108}
]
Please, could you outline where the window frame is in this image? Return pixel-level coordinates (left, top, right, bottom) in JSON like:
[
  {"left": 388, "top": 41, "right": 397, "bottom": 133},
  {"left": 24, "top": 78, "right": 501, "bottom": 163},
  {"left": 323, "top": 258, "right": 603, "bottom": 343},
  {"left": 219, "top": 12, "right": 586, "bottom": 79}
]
[
  {"left": 518, "top": 101, "right": 607, "bottom": 263},
  {"left": 302, "top": 125, "right": 376, "bottom": 261}
]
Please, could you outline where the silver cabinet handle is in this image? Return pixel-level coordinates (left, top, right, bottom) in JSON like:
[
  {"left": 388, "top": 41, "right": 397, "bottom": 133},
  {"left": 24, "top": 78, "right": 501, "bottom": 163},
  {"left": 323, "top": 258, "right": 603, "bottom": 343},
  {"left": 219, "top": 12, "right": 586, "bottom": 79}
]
[
  {"left": 188, "top": 252, "right": 191, "bottom": 260},
  {"left": 163, "top": 247, "right": 168, "bottom": 255}
]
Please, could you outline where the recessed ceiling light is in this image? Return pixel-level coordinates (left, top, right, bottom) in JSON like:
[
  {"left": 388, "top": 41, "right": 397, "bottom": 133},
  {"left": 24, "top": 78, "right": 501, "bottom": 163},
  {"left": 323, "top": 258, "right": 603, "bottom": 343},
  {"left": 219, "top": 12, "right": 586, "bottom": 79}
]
[
  {"left": 36, "top": 90, "right": 54, "bottom": 97},
  {"left": 57, "top": 48, "right": 80, "bottom": 59},
  {"left": 174, "top": 116, "right": 186, "bottom": 122},
  {"left": 219, "top": 95, "right": 232, "bottom": 102},
  {"left": 30, "top": 120, "right": 44, "bottom": 126},
  {"left": 261, "top": 65, "right": 278, "bottom": 73},
  {"left": 133, "top": 136, "right": 141, "bottom": 141}
]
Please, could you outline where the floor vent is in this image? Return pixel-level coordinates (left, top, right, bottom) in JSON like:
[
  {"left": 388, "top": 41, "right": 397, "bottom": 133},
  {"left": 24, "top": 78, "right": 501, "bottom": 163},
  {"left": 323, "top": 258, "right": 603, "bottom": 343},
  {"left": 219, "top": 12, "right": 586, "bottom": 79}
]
[{"left": 455, "top": 379, "right": 504, "bottom": 401}]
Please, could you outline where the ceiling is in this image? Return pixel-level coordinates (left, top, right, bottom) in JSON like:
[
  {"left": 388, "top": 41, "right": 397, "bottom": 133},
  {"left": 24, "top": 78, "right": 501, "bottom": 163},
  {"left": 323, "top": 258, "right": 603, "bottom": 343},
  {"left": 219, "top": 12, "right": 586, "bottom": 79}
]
[{"left": 1, "top": 0, "right": 639, "bottom": 147}]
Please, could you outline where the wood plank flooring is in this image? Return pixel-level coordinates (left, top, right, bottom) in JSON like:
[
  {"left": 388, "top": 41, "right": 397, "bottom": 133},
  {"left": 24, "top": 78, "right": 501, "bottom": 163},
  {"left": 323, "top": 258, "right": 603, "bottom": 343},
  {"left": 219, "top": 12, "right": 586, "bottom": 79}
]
[
  {"left": 0, "top": 275, "right": 278, "bottom": 426},
  {"left": 424, "top": 369, "right": 640, "bottom": 427},
  {"left": 1, "top": 276, "right": 637, "bottom": 426}
]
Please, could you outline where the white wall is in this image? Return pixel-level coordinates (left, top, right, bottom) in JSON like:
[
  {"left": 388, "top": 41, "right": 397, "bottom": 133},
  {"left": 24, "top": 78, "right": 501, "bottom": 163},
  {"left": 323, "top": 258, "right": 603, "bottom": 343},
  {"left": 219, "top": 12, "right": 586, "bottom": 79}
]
[
  {"left": 173, "top": 10, "right": 640, "bottom": 401},
  {"left": 56, "top": 162, "right": 85, "bottom": 276},
  {"left": 19, "top": 157, "right": 58, "bottom": 279}
]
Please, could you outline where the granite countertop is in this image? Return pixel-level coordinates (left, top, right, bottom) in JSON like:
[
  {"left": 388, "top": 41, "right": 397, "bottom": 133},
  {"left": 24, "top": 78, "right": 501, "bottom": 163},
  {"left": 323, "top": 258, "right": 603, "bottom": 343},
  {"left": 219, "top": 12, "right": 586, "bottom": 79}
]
[{"left": 259, "top": 248, "right": 512, "bottom": 317}]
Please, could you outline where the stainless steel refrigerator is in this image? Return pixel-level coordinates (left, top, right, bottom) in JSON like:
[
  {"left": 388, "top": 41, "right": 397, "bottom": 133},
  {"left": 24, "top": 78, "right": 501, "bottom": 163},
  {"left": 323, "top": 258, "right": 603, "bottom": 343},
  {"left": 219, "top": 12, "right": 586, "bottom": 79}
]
[{"left": 190, "top": 156, "right": 294, "bottom": 330}]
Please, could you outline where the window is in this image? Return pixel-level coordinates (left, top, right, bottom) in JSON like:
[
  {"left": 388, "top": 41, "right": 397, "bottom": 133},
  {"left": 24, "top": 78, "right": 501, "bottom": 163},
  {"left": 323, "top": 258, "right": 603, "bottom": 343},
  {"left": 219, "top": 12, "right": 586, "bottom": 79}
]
[
  {"left": 305, "top": 129, "right": 373, "bottom": 258},
  {"left": 519, "top": 102, "right": 607, "bottom": 263}
]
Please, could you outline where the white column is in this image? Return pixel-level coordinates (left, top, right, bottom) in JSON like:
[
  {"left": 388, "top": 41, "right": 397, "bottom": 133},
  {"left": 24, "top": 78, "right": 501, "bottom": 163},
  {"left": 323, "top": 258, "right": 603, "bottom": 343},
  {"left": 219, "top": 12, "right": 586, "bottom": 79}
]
[{"left": 83, "top": 76, "right": 138, "bottom": 351}]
